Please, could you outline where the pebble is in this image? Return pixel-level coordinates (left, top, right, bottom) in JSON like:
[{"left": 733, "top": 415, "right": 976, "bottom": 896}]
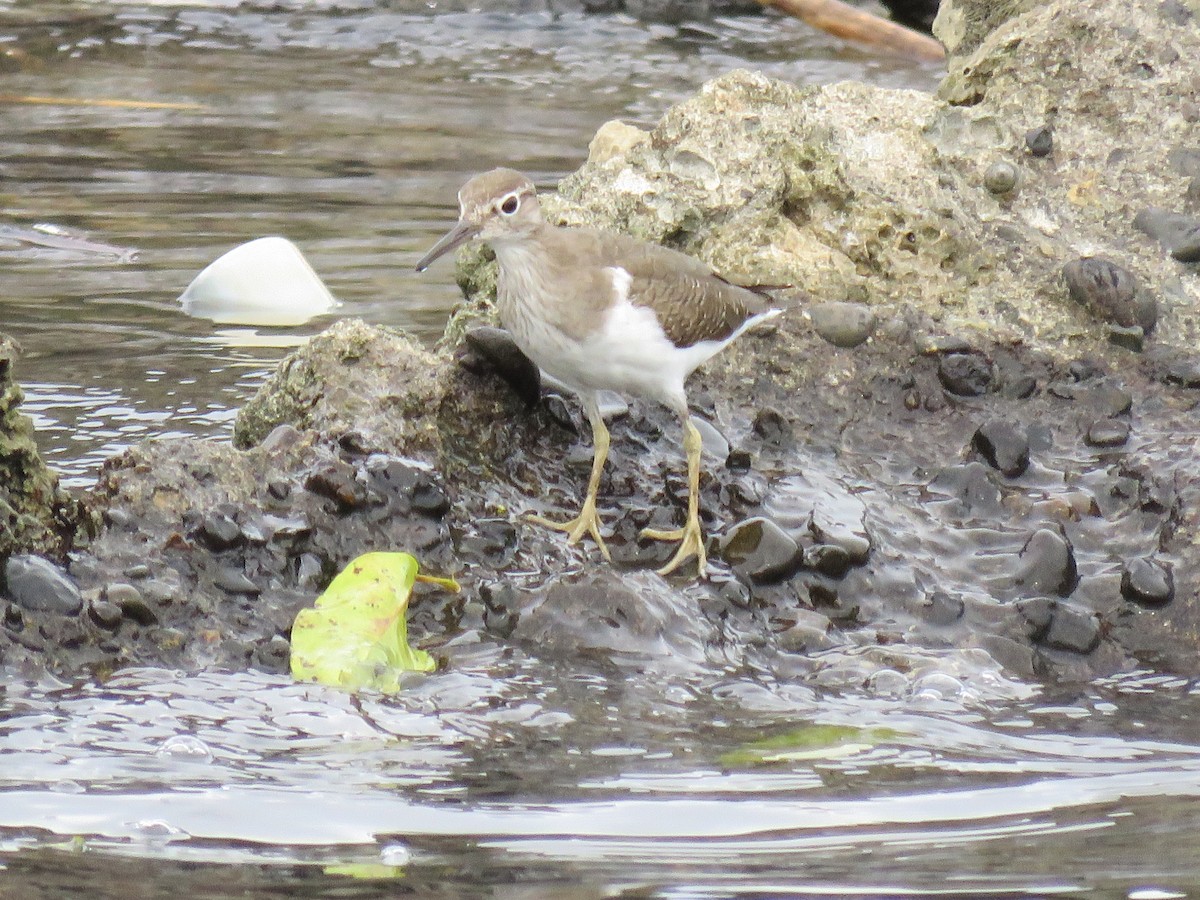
[
  {"left": 938, "top": 352, "right": 993, "bottom": 396},
  {"left": 972, "top": 421, "right": 1030, "bottom": 477},
  {"left": 1085, "top": 418, "right": 1131, "bottom": 448},
  {"left": 919, "top": 591, "right": 965, "bottom": 625},
  {"left": 1107, "top": 324, "right": 1146, "bottom": 353},
  {"left": 1133, "top": 206, "right": 1200, "bottom": 262},
  {"left": 717, "top": 518, "right": 804, "bottom": 584},
  {"left": 804, "top": 544, "right": 852, "bottom": 579},
  {"left": 3, "top": 555, "right": 83, "bottom": 615},
  {"left": 1024, "top": 125, "right": 1053, "bottom": 157},
  {"left": 1015, "top": 528, "right": 1077, "bottom": 596},
  {"left": 464, "top": 325, "right": 541, "bottom": 408},
  {"left": 213, "top": 569, "right": 261, "bottom": 595},
  {"left": 983, "top": 160, "right": 1020, "bottom": 195},
  {"left": 123, "top": 563, "right": 152, "bottom": 580},
  {"left": 305, "top": 462, "right": 369, "bottom": 512},
  {"left": 457, "top": 518, "right": 518, "bottom": 567},
  {"left": 410, "top": 472, "right": 451, "bottom": 518},
  {"left": 87, "top": 599, "right": 124, "bottom": 630},
  {"left": 1091, "top": 383, "right": 1133, "bottom": 417},
  {"left": 725, "top": 448, "right": 753, "bottom": 471},
  {"left": 266, "top": 479, "right": 291, "bottom": 501},
  {"left": 1120, "top": 557, "right": 1174, "bottom": 607},
  {"left": 198, "top": 512, "right": 242, "bottom": 551},
  {"left": 1044, "top": 603, "right": 1101, "bottom": 654},
  {"left": 752, "top": 408, "right": 792, "bottom": 446},
  {"left": 1062, "top": 256, "right": 1156, "bottom": 331},
  {"left": 808, "top": 301, "right": 877, "bottom": 348}
]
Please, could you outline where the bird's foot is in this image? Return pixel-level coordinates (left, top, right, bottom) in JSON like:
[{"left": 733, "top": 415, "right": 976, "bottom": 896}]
[
  {"left": 641, "top": 516, "right": 707, "bottom": 578},
  {"left": 528, "top": 500, "right": 612, "bottom": 562}
]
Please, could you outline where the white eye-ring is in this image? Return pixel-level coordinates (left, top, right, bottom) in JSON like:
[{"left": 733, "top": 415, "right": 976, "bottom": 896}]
[{"left": 499, "top": 194, "right": 519, "bottom": 215}]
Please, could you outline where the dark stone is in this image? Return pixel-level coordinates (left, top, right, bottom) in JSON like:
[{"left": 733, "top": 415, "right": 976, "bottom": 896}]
[
  {"left": 410, "top": 472, "right": 451, "bottom": 518},
  {"left": 1091, "top": 384, "right": 1133, "bottom": 417},
  {"left": 253, "top": 635, "right": 292, "bottom": 671},
  {"left": 88, "top": 599, "right": 124, "bottom": 630},
  {"left": 938, "top": 352, "right": 993, "bottom": 396},
  {"left": 1063, "top": 257, "right": 1156, "bottom": 331},
  {"left": 877, "top": 0, "right": 938, "bottom": 31},
  {"left": 305, "top": 462, "right": 370, "bottom": 512},
  {"left": 1148, "top": 351, "right": 1200, "bottom": 388},
  {"left": 3, "top": 555, "right": 82, "bottom": 615},
  {"left": 544, "top": 394, "right": 578, "bottom": 432},
  {"left": 124, "top": 563, "right": 151, "bottom": 580},
  {"left": 1025, "top": 125, "right": 1054, "bottom": 157},
  {"left": 1085, "top": 419, "right": 1131, "bottom": 448},
  {"left": 463, "top": 326, "right": 541, "bottom": 408},
  {"left": 808, "top": 302, "right": 876, "bottom": 348},
  {"left": 972, "top": 420, "right": 1030, "bottom": 477},
  {"left": 725, "top": 448, "right": 753, "bottom": 471},
  {"left": 1107, "top": 324, "right": 1146, "bottom": 353},
  {"left": 1132, "top": 211, "right": 1200, "bottom": 264},
  {"left": 804, "top": 543, "right": 852, "bottom": 579},
  {"left": 1015, "top": 528, "right": 1078, "bottom": 597},
  {"left": 1120, "top": 557, "right": 1174, "bottom": 607},
  {"left": 111, "top": 584, "right": 158, "bottom": 626},
  {"left": 214, "top": 569, "right": 261, "bottom": 595},
  {"left": 752, "top": 408, "right": 792, "bottom": 446},
  {"left": 1016, "top": 596, "right": 1056, "bottom": 640},
  {"left": 1044, "top": 603, "right": 1101, "bottom": 654},
  {"left": 1132, "top": 207, "right": 1200, "bottom": 262},
  {"left": 1003, "top": 374, "right": 1038, "bottom": 399},
  {"left": 478, "top": 581, "right": 521, "bottom": 638},
  {"left": 457, "top": 518, "right": 519, "bottom": 567},
  {"left": 198, "top": 512, "right": 242, "bottom": 551},
  {"left": 718, "top": 517, "right": 804, "bottom": 584}
]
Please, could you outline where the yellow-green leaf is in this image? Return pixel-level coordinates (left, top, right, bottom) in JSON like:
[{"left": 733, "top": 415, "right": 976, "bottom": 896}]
[
  {"left": 290, "top": 552, "right": 456, "bottom": 692},
  {"left": 720, "top": 725, "right": 905, "bottom": 767}
]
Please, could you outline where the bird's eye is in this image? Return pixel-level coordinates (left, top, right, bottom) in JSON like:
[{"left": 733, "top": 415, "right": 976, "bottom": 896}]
[{"left": 499, "top": 195, "right": 519, "bottom": 215}]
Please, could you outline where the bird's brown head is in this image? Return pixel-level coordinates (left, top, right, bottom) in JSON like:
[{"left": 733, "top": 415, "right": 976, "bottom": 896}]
[{"left": 415, "top": 168, "right": 542, "bottom": 272}]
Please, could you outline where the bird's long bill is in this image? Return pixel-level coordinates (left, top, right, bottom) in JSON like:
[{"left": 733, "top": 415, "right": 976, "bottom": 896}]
[{"left": 414, "top": 219, "right": 479, "bottom": 272}]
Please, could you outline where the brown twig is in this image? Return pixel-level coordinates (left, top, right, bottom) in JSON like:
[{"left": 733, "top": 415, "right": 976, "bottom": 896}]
[{"left": 757, "top": 0, "right": 946, "bottom": 63}]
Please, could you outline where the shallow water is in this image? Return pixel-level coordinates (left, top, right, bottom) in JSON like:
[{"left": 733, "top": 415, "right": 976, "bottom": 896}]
[
  {"left": 2, "top": 664, "right": 1200, "bottom": 896},
  {"left": 9, "top": 3, "right": 1196, "bottom": 898}
]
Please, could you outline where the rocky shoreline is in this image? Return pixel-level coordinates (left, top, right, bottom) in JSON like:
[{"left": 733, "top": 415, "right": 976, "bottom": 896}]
[{"left": 1, "top": 0, "right": 1197, "bottom": 686}]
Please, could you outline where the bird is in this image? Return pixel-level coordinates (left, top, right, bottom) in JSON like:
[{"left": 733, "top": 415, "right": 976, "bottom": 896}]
[{"left": 416, "top": 168, "right": 781, "bottom": 577}]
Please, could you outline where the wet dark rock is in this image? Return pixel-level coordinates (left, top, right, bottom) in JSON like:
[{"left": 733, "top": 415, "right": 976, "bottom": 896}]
[
  {"left": 1015, "top": 528, "right": 1078, "bottom": 597},
  {"left": 457, "top": 518, "right": 519, "bottom": 568},
  {"left": 461, "top": 326, "right": 541, "bottom": 408},
  {"left": 1147, "top": 350, "right": 1200, "bottom": 388},
  {"left": 266, "top": 479, "right": 291, "bottom": 502},
  {"left": 725, "top": 448, "right": 753, "bottom": 471},
  {"left": 1024, "top": 125, "right": 1053, "bottom": 157},
  {"left": 108, "top": 584, "right": 157, "bottom": 626},
  {"left": 3, "top": 555, "right": 82, "bottom": 615},
  {"left": 1133, "top": 206, "right": 1200, "bottom": 262},
  {"left": 804, "top": 543, "right": 852, "bottom": 579},
  {"left": 305, "top": 462, "right": 369, "bottom": 513},
  {"left": 1091, "top": 383, "right": 1133, "bottom": 417},
  {"left": 972, "top": 420, "right": 1030, "bottom": 477},
  {"left": 1016, "top": 596, "right": 1056, "bottom": 640},
  {"left": 808, "top": 302, "right": 876, "bottom": 348},
  {"left": 1044, "top": 603, "right": 1101, "bottom": 654},
  {"left": 752, "top": 408, "right": 792, "bottom": 446},
  {"left": 410, "top": 474, "right": 451, "bottom": 518},
  {"left": 718, "top": 518, "right": 804, "bottom": 584},
  {"left": 983, "top": 160, "right": 1019, "bottom": 194},
  {"left": 938, "top": 352, "right": 993, "bottom": 396},
  {"left": 1085, "top": 419, "right": 1131, "bottom": 448},
  {"left": 1121, "top": 557, "right": 1174, "bottom": 607},
  {"left": 87, "top": 599, "right": 123, "bottom": 630},
  {"left": 1107, "top": 324, "right": 1146, "bottom": 353},
  {"left": 198, "top": 512, "right": 242, "bottom": 551},
  {"left": 1062, "top": 257, "right": 1156, "bottom": 332},
  {"left": 253, "top": 635, "right": 292, "bottom": 671},
  {"left": 214, "top": 569, "right": 261, "bottom": 596}
]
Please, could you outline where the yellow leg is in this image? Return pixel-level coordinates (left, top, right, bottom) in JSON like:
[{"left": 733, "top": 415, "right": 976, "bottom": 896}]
[
  {"left": 641, "top": 418, "right": 707, "bottom": 577},
  {"left": 528, "top": 406, "right": 612, "bottom": 561}
]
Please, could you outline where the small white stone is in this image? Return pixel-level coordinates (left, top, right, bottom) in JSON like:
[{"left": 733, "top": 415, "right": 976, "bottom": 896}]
[{"left": 179, "top": 236, "right": 338, "bottom": 326}]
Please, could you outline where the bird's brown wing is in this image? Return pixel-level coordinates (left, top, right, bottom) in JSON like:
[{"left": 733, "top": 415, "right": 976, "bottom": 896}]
[{"left": 606, "top": 236, "right": 778, "bottom": 348}]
